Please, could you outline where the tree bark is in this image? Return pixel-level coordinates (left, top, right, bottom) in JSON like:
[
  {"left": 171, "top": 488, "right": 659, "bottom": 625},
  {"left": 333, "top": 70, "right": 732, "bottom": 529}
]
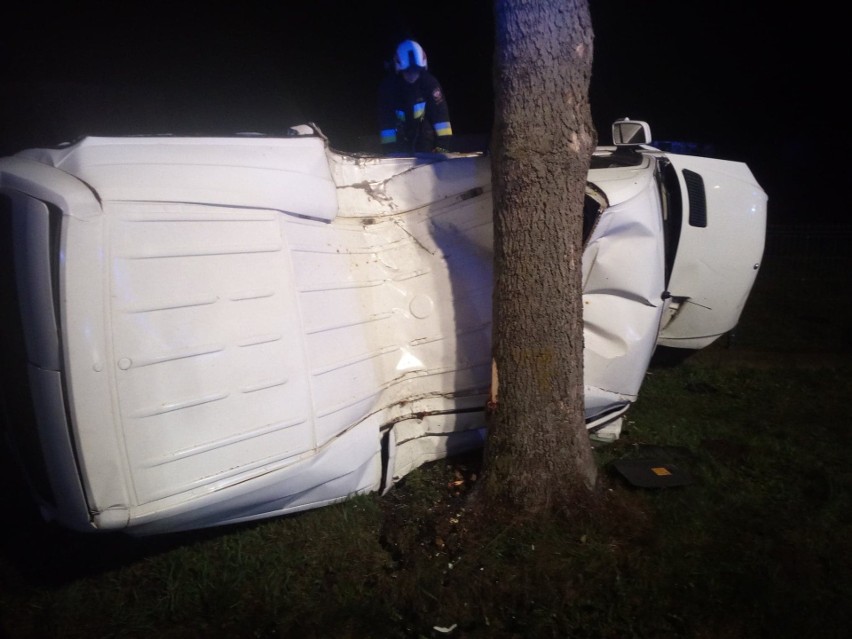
[{"left": 481, "top": 0, "right": 598, "bottom": 514}]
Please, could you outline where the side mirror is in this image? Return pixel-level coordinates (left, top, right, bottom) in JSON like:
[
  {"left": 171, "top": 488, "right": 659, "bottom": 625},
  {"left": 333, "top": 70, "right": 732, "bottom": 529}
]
[{"left": 612, "top": 118, "right": 652, "bottom": 146}]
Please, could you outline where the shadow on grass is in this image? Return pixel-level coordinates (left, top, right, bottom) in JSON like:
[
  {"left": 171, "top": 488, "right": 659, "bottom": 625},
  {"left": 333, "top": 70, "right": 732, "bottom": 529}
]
[{"left": 0, "top": 437, "right": 257, "bottom": 588}]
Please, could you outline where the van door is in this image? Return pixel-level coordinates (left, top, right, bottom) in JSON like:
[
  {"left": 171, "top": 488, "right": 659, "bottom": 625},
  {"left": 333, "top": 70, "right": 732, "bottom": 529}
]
[{"left": 657, "top": 153, "right": 767, "bottom": 349}]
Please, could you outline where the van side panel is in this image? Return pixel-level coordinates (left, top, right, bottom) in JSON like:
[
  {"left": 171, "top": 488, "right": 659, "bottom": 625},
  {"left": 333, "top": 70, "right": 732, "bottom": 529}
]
[{"left": 106, "top": 201, "right": 320, "bottom": 506}]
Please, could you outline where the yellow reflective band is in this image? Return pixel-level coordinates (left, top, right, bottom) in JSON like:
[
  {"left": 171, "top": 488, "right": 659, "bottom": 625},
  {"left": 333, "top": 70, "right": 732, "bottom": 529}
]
[
  {"left": 413, "top": 101, "right": 426, "bottom": 119},
  {"left": 380, "top": 129, "right": 397, "bottom": 144},
  {"left": 434, "top": 121, "right": 453, "bottom": 136}
]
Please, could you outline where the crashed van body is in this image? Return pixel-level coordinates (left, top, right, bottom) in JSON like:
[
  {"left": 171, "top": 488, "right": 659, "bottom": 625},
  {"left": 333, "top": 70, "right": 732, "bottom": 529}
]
[{"left": 0, "top": 120, "right": 767, "bottom": 534}]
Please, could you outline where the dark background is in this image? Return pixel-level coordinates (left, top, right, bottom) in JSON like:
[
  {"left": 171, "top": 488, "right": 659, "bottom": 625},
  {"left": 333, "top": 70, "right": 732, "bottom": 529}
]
[{"left": 0, "top": 1, "right": 840, "bottom": 224}]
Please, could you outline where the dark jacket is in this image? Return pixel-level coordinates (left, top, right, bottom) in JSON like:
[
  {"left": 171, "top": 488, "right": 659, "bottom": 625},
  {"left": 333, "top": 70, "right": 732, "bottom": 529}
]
[{"left": 378, "top": 70, "right": 453, "bottom": 153}]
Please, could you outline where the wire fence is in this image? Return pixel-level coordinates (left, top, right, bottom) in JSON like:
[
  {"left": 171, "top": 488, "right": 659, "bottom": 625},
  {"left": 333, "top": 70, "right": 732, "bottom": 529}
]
[{"left": 763, "top": 224, "right": 852, "bottom": 282}]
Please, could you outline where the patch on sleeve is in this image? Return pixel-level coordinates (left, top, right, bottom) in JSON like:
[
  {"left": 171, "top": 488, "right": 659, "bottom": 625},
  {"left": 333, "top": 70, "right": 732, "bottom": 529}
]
[{"left": 432, "top": 87, "right": 444, "bottom": 104}]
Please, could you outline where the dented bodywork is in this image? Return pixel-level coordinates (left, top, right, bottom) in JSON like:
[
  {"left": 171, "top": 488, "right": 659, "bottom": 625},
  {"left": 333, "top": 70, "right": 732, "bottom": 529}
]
[{"left": 0, "top": 122, "right": 767, "bottom": 534}]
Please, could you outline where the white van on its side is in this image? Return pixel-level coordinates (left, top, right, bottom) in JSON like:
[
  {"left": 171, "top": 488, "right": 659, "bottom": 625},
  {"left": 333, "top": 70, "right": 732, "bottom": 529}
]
[{"left": 0, "top": 120, "right": 767, "bottom": 535}]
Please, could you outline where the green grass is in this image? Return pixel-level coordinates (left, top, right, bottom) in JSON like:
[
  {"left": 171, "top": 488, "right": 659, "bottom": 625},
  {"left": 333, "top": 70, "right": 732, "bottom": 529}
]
[{"left": 1, "top": 257, "right": 850, "bottom": 638}]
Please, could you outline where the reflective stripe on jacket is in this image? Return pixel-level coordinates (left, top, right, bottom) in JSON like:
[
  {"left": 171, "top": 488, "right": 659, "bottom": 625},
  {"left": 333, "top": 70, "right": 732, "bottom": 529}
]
[{"left": 378, "top": 70, "right": 453, "bottom": 153}]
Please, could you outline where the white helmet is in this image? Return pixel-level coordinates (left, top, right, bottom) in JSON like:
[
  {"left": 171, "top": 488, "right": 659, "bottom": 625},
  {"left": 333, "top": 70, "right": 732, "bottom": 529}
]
[{"left": 394, "top": 40, "right": 427, "bottom": 72}]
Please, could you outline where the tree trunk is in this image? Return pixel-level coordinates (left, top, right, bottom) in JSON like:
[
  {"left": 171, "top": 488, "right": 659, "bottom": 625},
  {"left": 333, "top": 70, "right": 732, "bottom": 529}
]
[{"left": 481, "top": 0, "right": 598, "bottom": 514}]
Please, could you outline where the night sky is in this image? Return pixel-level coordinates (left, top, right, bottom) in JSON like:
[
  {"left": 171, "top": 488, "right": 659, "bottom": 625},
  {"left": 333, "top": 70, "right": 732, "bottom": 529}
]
[{"left": 1, "top": 1, "right": 840, "bottom": 223}]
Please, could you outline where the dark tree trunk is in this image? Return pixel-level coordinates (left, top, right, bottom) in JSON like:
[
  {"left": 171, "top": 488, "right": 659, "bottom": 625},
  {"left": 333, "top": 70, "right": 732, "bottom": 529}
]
[{"left": 481, "top": 0, "right": 598, "bottom": 513}]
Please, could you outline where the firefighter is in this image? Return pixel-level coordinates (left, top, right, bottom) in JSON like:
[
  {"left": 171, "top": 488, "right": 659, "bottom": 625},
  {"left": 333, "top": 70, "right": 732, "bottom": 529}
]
[{"left": 377, "top": 39, "right": 454, "bottom": 154}]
